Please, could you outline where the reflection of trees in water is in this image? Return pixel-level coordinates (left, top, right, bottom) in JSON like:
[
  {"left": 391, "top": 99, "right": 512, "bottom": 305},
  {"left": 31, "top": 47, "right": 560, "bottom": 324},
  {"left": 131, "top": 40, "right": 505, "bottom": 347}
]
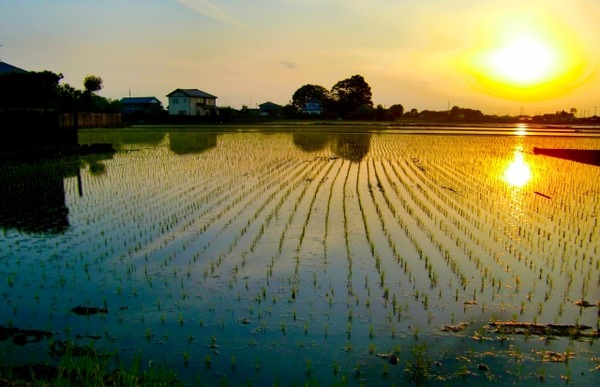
[
  {"left": 0, "top": 152, "right": 113, "bottom": 234},
  {"left": 330, "top": 133, "right": 371, "bottom": 162},
  {"left": 292, "top": 133, "right": 329, "bottom": 153},
  {"left": 0, "top": 160, "right": 78, "bottom": 234},
  {"left": 169, "top": 132, "right": 218, "bottom": 155},
  {"left": 79, "top": 131, "right": 166, "bottom": 150}
]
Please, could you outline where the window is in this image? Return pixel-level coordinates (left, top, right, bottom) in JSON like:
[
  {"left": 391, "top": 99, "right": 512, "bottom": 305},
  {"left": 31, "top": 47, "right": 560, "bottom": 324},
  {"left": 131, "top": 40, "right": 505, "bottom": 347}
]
[{"left": 172, "top": 98, "right": 179, "bottom": 104}]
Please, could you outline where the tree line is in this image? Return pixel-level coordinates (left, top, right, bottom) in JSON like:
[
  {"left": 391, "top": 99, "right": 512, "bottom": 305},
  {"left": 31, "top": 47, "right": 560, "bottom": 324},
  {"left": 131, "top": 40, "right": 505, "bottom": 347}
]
[
  {"left": 2, "top": 69, "right": 596, "bottom": 124},
  {"left": 0, "top": 70, "right": 120, "bottom": 113}
]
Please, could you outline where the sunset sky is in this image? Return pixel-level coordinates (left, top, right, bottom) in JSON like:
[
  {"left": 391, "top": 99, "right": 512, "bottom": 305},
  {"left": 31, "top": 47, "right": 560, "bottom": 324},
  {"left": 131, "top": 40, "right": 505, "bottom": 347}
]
[{"left": 1, "top": 0, "right": 599, "bottom": 116}]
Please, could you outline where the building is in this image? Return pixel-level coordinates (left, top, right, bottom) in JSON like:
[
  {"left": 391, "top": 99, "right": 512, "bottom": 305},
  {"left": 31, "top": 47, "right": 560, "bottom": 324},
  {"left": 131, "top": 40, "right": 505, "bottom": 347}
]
[
  {"left": 167, "top": 89, "right": 218, "bottom": 116},
  {"left": 0, "top": 61, "right": 28, "bottom": 75},
  {"left": 302, "top": 98, "right": 324, "bottom": 115},
  {"left": 120, "top": 97, "right": 163, "bottom": 116},
  {"left": 259, "top": 101, "right": 282, "bottom": 117}
]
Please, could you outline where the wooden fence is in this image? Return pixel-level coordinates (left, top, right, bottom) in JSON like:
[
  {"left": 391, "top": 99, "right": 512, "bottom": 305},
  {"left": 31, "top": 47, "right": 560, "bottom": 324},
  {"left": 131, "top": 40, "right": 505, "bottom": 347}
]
[{"left": 59, "top": 113, "right": 122, "bottom": 129}]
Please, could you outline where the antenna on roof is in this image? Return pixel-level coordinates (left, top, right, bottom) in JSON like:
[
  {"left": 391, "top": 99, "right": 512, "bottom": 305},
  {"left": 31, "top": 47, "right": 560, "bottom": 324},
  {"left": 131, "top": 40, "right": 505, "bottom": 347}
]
[{"left": 129, "top": 89, "right": 131, "bottom": 97}]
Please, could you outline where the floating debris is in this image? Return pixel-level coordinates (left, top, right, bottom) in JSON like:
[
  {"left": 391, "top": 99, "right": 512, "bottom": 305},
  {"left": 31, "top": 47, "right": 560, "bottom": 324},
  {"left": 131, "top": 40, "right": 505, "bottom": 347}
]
[
  {"left": 237, "top": 317, "right": 252, "bottom": 325},
  {"left": 532, "top": 350, "right": 574, "bottom": 363},
  {"left": 534, "top": 191, "right": 552, "bottom": 199},
  {"left": 441, "top": 186, "right": 460, "bottom": 195},
  {"left": 489, "top": 321, "right": 598, "bottom": 338},
  {"left": 441, "top": 322, "right": 469, "bottom": 332},
  {"left": 70, "top": 306, "right": 109, "bottom": 316},
  {"left": 0, "top": 326, "right": 53, "bottom": 345},
  {"left": 376, "top": 353, "right": 400, "bottom": 365},
  {"left": 573, "top": 299, "right": 599, "bottom": 308}
]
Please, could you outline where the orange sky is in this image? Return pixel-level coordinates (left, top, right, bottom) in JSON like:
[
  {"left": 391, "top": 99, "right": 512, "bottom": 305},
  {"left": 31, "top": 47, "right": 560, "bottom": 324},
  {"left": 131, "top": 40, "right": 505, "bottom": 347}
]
[{"left": 1, "top": 0, "right": 599, "bottom": 115}]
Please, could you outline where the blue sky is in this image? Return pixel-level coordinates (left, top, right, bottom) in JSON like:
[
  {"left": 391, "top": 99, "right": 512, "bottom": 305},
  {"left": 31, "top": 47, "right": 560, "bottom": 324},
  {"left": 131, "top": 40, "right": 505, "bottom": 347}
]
[{"left": 1, "top": 0, "right": 599, "bottom": 115}]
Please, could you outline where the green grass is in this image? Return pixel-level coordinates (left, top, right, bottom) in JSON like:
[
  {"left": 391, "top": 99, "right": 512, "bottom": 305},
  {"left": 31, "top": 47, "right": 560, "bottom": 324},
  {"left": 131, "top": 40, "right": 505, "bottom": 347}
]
[{"left": 0, "top": 349, "right": 181, "bottom": 386}]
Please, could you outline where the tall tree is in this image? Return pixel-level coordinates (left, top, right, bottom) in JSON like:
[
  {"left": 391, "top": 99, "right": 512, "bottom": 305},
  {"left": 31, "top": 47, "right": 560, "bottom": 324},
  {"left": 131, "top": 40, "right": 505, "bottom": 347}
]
[
  {"left": 83, "top": 75, "right": 103, "bottom": 94},
  {"left": 291, "top": 84, "right": 330, "bottom": 110},
  {"left": 330, "top": 75, "right": 372, "bottom": 117},
  {"left": 82, "top": 75, "right": 103, "bottom": 112}
]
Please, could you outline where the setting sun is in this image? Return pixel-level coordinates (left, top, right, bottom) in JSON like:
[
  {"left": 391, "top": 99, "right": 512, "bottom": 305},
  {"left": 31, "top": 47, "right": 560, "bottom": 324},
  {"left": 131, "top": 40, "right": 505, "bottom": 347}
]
[
  {"left": 485, "top": 36, "right": 556, "bottom": 86},
  {"left": 460, "top": 13, "right": 586, "bottom": 101}
]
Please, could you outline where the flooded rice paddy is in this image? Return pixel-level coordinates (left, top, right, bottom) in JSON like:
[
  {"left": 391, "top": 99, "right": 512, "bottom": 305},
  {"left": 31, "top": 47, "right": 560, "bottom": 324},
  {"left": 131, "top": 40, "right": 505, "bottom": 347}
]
[{"left": 1, "top": 127, "right": 599, "bottom": 385}]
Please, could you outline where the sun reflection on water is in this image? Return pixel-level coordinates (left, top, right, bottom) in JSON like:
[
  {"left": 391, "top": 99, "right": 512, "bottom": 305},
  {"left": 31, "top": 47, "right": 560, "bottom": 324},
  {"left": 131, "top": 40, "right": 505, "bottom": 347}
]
[
  {"left": 514, "top": 123, "right": 528, "bottom": 136},
  {"left": 503, "top": 146, "right": 532, "bottom": 187}
]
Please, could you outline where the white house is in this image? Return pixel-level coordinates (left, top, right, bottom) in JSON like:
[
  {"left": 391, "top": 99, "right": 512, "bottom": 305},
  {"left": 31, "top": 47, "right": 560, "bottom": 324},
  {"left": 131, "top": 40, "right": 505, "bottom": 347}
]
[{"left": 167, "top": 89, "right": 218, "bottom": 116}]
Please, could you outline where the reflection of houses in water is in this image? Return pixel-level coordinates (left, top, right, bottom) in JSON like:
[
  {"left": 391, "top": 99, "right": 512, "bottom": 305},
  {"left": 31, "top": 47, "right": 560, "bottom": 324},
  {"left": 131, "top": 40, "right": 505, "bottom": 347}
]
[
  {"left": 169, "top": 132, "right": 217, "bottom": 155},
  {"left": 330, "top": 134, "right": 371, "bottom": 162}
]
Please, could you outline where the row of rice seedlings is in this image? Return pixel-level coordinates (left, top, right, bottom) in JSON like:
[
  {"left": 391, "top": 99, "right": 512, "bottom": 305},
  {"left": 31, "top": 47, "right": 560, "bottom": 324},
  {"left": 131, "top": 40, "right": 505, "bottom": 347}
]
[
  {"left": 322, "top": 156, "right": 346, "bottom": 267},
  {"left": 294, "top": 159, "right": 337, "bottom": 253}
]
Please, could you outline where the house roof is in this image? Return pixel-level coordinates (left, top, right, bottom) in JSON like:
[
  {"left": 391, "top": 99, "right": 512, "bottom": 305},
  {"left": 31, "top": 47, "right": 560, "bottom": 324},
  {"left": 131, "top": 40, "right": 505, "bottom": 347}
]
[
  {"left": 0, "top": 61, "right": 28, "bottom": 75},
  {"left": 259, "top": 101, "right": 282, "bottom": 110},
  {"left": 167, "top": 89, "right": 217, "bottom": 99},
  {"left": 120, "top": 97, "right": 162, "bottom": 104}
]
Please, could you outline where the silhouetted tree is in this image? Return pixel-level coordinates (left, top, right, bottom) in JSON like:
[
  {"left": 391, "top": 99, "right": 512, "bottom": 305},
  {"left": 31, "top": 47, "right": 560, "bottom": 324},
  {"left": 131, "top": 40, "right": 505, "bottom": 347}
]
[
  {"left": 0, "top": 71, "right": 62, "bottom": 109},
  {"left": 449, "top": 106, "right": 483, "bottom": 121},
  {"left": 282, "top": 104, "right": 300, "bottom": 118},
  {"left": 57, "top": 83, "right": 83, "bottom": 112},
  {"left": 291, "top": 84, "right": 330, "bottom": 110},
  {"left": 331, "top": 75, "right": 372, "bottom": 118},
  {"left": 388, "top": 104, "right": 404, "bottom": 119},
  {"left": 83, "top": 75, "right": 103, "bottom": 94}
]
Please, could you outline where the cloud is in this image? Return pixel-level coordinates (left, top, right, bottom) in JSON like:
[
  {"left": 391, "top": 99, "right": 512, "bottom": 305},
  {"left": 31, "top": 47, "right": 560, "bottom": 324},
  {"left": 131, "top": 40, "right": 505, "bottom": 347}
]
[
  {"left": 176, "top": 0, "right": 243, "bottom": 27},
  {"left": 279, "top": 61, "right": 297, "bottom": 69}
]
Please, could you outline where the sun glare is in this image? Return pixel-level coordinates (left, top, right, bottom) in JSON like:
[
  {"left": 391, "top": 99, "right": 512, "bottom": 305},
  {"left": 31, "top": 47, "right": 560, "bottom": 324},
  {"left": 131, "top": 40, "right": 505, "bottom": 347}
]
[
  {"left": 486, "top": 36, "right": 556, "bottom": 86},
  {"left": 503, "top": 150, "right": 532, "bottom": 188},
  {"left": 460, "top": 14, "right": 585, "bottom": 100}
]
